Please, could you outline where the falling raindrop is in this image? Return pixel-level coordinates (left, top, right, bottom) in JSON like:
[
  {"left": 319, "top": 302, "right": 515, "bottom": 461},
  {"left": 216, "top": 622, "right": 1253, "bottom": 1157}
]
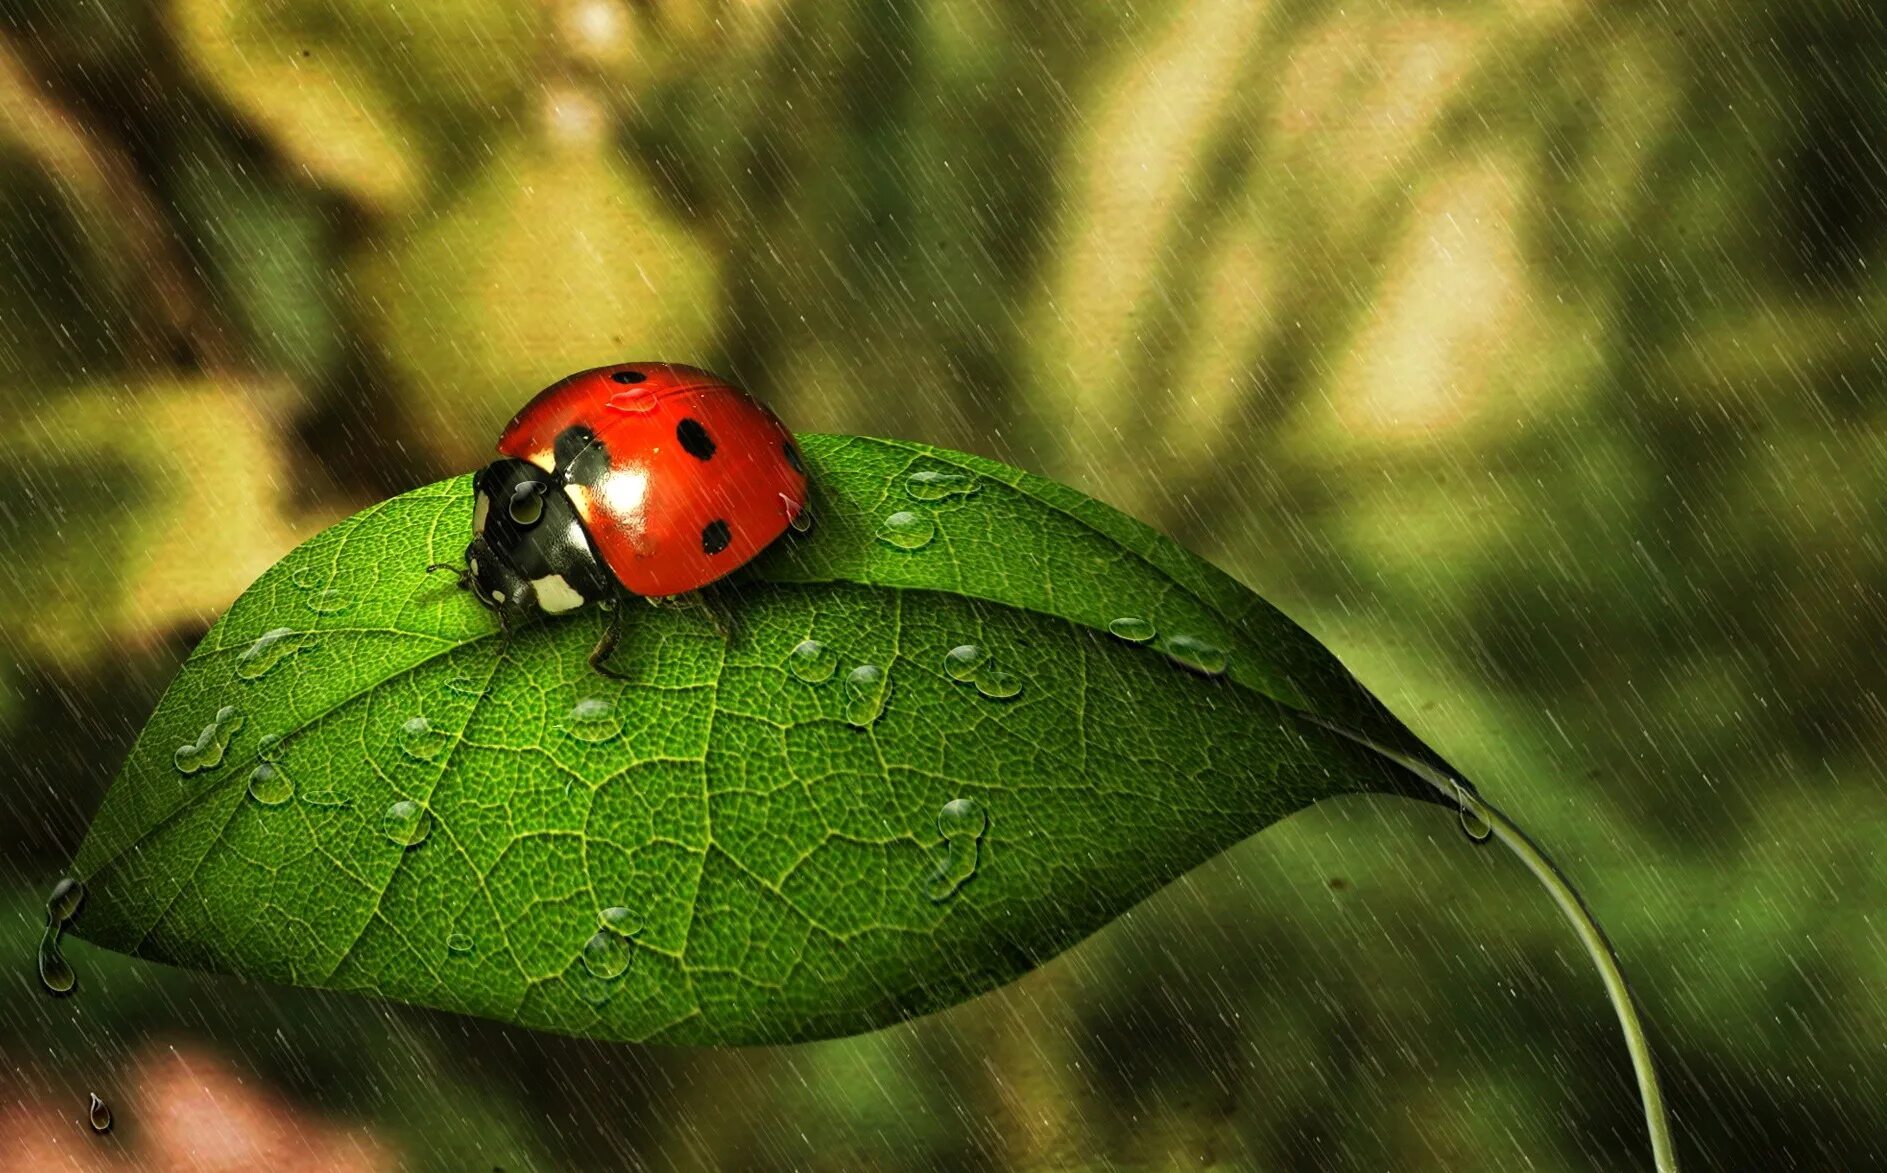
[
  {"left": 1107, "top": 616, "right": 1157, "bottom": 644},
  {"left": 380, "top": 799, "right": 432, "bottom": 848},
  {"left": 234, "top": 627, "right": 319, "bottom": 681},
  {"left": 876, "top": 511, "right": 935, "bottom": 551},
  {"left": 928, "top": 797, "right": 988, "bottom": 902},
  {"left": 1161, "top": 634, "right": 1228, "bottom": 676},
  {"left": 844, "top": 664, "right": 890, "bottom": 727},
  {"left": 941, "top": 644, "right": 984, "bottom": 682},
  {"left": 580, "top": 929, "right": 630, "bottom": 980},
  {"left": 247, "top": 763, "right": 294, "bottom": 807},
  {"left": 86, "top": 1093, "right": 112, "bottom": 1135},
  {"left": 561, "top": 697, "right": 623, "bottom": 744},
  {"left": 786, "top": 639, "right": 838, "bottom": 683},
  {"left": 399, "top": 716, "right": 448, "bottom": 762},
  {"left": 174, "top": 706, "right": 244, "bottom": 775},
  {"left": 905, "top": 469, "right": 979, "bottom": 501},
  {"left": 305, "top": 589, "right": 353, "bottom": 615}
]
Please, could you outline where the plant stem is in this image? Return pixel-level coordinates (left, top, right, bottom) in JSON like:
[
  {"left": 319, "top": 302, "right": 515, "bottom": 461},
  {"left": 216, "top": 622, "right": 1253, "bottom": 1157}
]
[{"left": 1303, "top": 717, "right": 1679, "bottom": 1172}]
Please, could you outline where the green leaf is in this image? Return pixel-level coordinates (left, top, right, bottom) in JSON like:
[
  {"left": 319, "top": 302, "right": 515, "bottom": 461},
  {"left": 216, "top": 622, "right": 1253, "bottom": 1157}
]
[{"left": 69, "top": 435, "right": 1450, "bottom": 1045}]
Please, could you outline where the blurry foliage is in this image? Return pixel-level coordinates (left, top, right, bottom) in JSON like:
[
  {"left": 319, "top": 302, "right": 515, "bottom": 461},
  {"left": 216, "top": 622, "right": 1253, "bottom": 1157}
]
[{"left": 0, "top": 0, "right": 1882, "bottom": 1168}]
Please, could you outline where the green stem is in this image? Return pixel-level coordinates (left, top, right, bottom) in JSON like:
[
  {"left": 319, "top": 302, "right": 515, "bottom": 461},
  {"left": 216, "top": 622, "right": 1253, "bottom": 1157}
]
[{"left": 1305, "top": 718, "right": 1679, "bottom": 1172}]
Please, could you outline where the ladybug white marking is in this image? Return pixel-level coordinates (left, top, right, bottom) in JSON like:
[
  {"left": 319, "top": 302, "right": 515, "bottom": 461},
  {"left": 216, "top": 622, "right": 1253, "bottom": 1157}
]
[
  {"left": 532, "top": 575, "right": 585, "bottom": 614},
  {"left": 473, "top": 492, "right": 491, "bottom": 533}
]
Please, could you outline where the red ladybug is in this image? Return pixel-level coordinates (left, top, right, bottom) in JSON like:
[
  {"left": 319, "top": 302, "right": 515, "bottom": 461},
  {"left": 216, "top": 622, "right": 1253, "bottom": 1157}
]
[{"left": 435, "top": 363, "right": 809, "bottom": 674}]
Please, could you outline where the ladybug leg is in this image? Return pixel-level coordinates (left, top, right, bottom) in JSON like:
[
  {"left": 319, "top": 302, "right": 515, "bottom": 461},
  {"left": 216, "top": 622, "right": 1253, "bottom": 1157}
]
[
  {"left": 587, "top": 597, "right": 630, "bottom": 679},
  {"left": 426, "top": 562, "right": 471, "bottom": 590},
  {"left": 647, "top": 592, "right": 732, "bottom": 641}
]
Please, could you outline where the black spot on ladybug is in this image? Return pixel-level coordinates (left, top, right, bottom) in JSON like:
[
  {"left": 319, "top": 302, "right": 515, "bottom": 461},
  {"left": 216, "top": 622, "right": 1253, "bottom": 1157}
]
[
  {"left": 782, "top": 441, "right": 804, "bottom": 474},
  {"left": 677, "top": 418, "right": 716, "bottom": 461},
  {"left": 555, "top": 426, "right": 610, "bottom": 485},
  {"left": 610, "top": 369, "right": 646, "bottom": 384},
  {"left": 701, "top": 519, "right": 732, "bottom": 555}
]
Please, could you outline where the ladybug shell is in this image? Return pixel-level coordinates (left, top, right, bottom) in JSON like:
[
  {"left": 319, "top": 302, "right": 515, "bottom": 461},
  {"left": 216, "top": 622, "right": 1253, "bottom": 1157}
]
[{"left": 497, "top": 363, "right": 808, "bottom": 598}]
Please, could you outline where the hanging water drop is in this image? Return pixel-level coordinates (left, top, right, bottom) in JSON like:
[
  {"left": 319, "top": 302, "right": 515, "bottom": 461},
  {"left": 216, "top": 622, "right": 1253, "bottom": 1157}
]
[
  {"left": 37, "top": 877, "right": 83, "bottom": 997},
  {"left": 1108, "top": 616, "right": 1156, "bottom": 643},
  {"left": 234, "top": 627, "right": 319, "bottom": 681},
  {"left": 1454, "top": 781, "right": 1493, "bottom": 844},
  {"left": 580, "top": 929, "right": 631, "bottom": 980},
  {"left": 844, "top": 664, "right": 890, "bottom": 727},
  {"left": 86, "top": 1093, "right": 112, "bottom": 1135},
  {"left": 787, "top": 639, "right": 838, "bottom": 683},
  {"left": 174, "top": 706, "right": 244, "bottom": 775},
  {"left": 47, "top": 876, "right": 84, "bottom": 924},
  {"left": 876, "top": 510, "right": 935, "bottom": 551},
  {"left": 380, "top": 799, "right": 432, "bottom": 847},
  {"left": 247, "top": 763, "right": 294, "bottom": 807},
  {"left": 399, "top": 715, "right": 448, "bottom": 762},
  {"left": 928, "top": 797, "right": 988, "bottom": 902}
]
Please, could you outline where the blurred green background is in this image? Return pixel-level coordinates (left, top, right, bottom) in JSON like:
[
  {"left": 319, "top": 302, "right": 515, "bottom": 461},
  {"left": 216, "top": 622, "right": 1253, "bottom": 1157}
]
[{"left": 2, "top": 0, "right": 1882, "bottom": 1168}]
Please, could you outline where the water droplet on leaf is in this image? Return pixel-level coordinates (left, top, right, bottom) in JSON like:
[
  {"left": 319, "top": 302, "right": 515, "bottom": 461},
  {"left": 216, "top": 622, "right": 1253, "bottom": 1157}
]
[
  {"left": 928, "top": 797, "right": 988, "bottom": 902},
  {"left": 876, "top": 510, "right": 935, "bottom": 551},
  {"left": 1161, "top": 634, "right": 1227, "bottom": 676},
  {"left": 942, "top": 644, "right": 984, "bottom": 682},
  {"left": 380, "top": 799, "right": 432, "bottom": 848},
  {"left": 561, "top": 698, "right": 622, "bottom": 744},
  {"left": 905, "top": 469, "right": 979, "bottom": 501},
  {"left": 973, "top": 666, "right": 1023, "bottom": 700},
  {"left": 290, "top": 566, "right": 325, "bottom": 590},
  {"left": 305, "top": 589, "right": 353, "bottom": 615},
  {"left": 234, "top": 627, "right": 318, "bottom": 681},
  {"left": 844, "top": 664, "right": 890, "bottom": 727},
  {"left": 580, "top": 929, "right": 630, "bottom": 979},
  {"left": 87, "top": 1093, "right": 111, "bottom": 1135},
  {"left": 1107, "top": 616, "right": 1156, "bottom": 643},
  {"left": 787, "top": 639, "right": 838, "bottom": 683},
  {"left": 446, "top": 676, "right": 487, "bottom": 697},
  {"left": 174, "top": 706, "right": 244, "bottom": 775},
  {"left": 399, "top": 716, "right": 448, "bottom": 762},
  {"left": 447, "top": 932, "right": 474, "bottom": 954},
  {"left": 256, "top": 733, "right": 285, "bottom": 761},
  {"left": 247, "top": 763, "right": 294, "bottom": 807},
  {"left": 599, "top": 906, "right": 643, "bottom": 937},
  {"left": 302, "top": 790, "right": 348, "bottom": 808}
]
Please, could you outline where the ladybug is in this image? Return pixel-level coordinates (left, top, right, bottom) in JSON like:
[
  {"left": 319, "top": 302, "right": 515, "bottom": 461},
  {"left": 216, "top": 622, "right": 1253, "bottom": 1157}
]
[{"left": 433, "top": 363, "right": 810, "bottom": 675}]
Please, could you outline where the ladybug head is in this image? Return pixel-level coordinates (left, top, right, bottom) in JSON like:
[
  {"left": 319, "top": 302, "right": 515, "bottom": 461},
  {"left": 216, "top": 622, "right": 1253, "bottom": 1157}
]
[{"left": 462, "top": 458, "right": 612, "bottom": 624}]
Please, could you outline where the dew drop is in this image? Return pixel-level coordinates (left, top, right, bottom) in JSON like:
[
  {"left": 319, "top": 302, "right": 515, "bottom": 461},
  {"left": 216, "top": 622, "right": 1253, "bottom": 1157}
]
[
  {"left": 247, "top": 762, "right": 294, "bottom": 807},
  {"left": 561, "top": 698, "right": 623, "bottom": 744},
  {"left": 786, "top": 639, "right": 838, "bottom": 684},
  {"left": 290, "top": 566, "right": 325, "bottom": 590},
  {"left": 876, "top": 510, "right": 935, "bottom": 551},
  {"left": 446, "top": 676, "right": 487, "bottom": 697},
  {"left": 599, "top": 906, "right": 644, "bottom": 937},
  {"left": 304, "top": 589, "right": 353, "bottom": 615},
  {"left": 446, "top": 932, "right": 474, "bottom": 954},
  {"left": 844, "top": 664, "right": 890, "bottom": 728},
  {"left": 973, "top": 666, "right": 1023, "bottom": 701},
  {"left": 1108, "top": 616, "right": 1156, "bottom": 644},
  {"left": 399, "top": 715, "right": 448, "bottom": 762},
  {"left": 928, "top": 797, "right": 988, "bottom": 902},
  {"left": 380, "top": 799, "right": 432, "bottom": 848},
  {"left": 605, "top": 386, "right": 658, "bottom": 414},
  {"left": 580, "top": 929, "right": 631, "bottom": 980},
  {"left": 1161, "top": 634, "right": 1228, "bottom": 676},
  {"left": 941, "top": 644, "right": 984, "bottom": 682},
  {"left": 87, "top": 1093, "right": 112, "bottom": 1135},
  {"left": 905, "top": 469, "right": 979, "bottom": 501},
  {"left": 256, "top": 733, "right": 285, "bottom": 761},
  {"left": 234, "top": 627, "right": 319, "bottom": 681},
  {"left": 174, "top": 705, "right": 244, "bottom": 775},
  {"left": 301, "top": 790, "right": 348, "bottom": 808}
]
